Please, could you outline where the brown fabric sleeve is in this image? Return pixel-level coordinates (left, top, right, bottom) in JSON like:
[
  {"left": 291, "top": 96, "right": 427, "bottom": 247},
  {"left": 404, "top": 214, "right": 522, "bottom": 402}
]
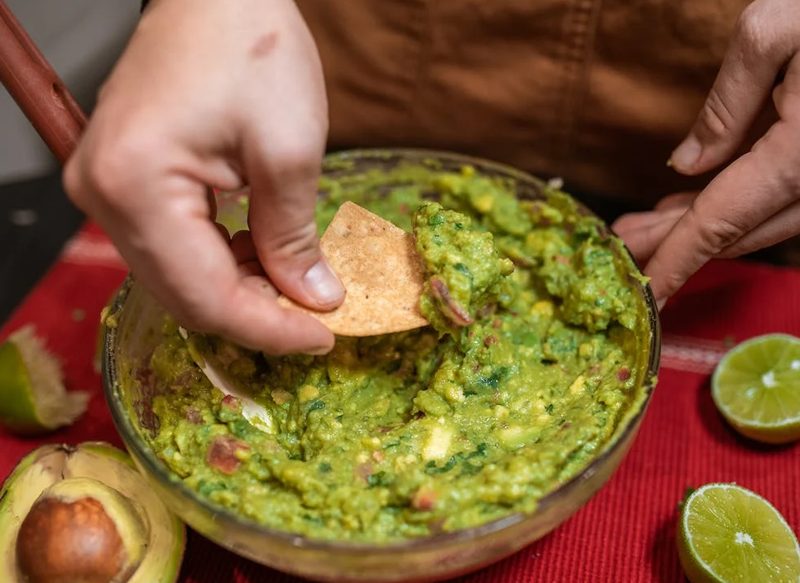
[{"left": 299, "top": 0, "right": 755, "bottom": 205}]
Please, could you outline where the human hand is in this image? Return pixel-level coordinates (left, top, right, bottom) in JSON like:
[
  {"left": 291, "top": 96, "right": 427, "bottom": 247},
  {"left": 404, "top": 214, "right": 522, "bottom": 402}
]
[
  {"left": 64, "top": 0, "right": 344, "bottom": 354},
  {"left": 613, "top": 0, "right": 800, "bottom": 307}
]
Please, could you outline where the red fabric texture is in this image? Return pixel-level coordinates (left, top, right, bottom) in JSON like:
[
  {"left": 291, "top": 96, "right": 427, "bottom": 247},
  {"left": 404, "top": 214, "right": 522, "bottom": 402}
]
[{"left": 1, "top": 222, "right": 798, "bottom": 582}]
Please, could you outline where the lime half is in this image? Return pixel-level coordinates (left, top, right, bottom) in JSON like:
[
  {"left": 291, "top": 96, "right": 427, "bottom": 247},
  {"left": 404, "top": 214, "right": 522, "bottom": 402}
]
[
  {"left": 678, "top": 483, "right": 800, "bottom": 583},
  {"left": 0, "top": 326, "right": 89, "bottom": 435},
  {"left": 712, "top": 334, "right": 800, "bottom": 444}
]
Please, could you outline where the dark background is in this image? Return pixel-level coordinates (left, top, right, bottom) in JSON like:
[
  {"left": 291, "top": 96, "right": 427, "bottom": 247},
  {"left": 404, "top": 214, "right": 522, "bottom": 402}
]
[{"left": 1, "top": 172, "right": 84, "bottom": 322}]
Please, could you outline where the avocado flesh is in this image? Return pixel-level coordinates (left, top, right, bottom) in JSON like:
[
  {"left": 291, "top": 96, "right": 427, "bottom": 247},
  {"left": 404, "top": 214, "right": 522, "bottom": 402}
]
[{"left": 0, "top": 442, "right": 185, "bottom": 583}]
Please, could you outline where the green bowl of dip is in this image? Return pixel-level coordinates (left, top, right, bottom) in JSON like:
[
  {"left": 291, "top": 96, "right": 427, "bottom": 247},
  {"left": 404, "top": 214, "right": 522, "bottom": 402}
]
[{"left": 102, "top": 149, "right": 660, "bottom": 582}]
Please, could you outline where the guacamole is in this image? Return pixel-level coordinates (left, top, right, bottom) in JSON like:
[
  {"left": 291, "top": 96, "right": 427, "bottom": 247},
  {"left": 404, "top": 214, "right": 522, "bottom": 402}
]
[{"left": 132, "top": 163, "right": 650, "bottom": 542}]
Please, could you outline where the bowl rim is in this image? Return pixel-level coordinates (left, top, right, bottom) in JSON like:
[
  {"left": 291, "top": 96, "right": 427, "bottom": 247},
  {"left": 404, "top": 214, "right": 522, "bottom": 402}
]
[{"left": 103, "top": 147, "right": 662, "bottom": 553}]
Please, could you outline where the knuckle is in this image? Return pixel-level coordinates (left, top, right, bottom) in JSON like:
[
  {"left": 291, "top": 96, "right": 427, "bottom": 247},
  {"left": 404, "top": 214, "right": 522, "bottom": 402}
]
[
  {"left": 735, "top": 4, "right": 773, "bottom": 59},
  {"left": 78, "top": 131, "right": 158, "bottom": 209},
  {"left": 270, "top": 140, "right": 323, "bottom": 183},
  {"left": 696, "top": 88, "right": 736, "bottom": 142},
  {"left": 266, "top": 221, "right": 320, "bottom": 263},
  {"left": 83, "top": 150, "right": 128, "bottom": 203},
  {"left": 691, "top": 209, "right": 747, "bottom": 254},
  {"left": 62, "top": 156, "right": 87, "bottom": 209},
  {"left": 660, "top": 271, "right": 688, "bottom": 299}
]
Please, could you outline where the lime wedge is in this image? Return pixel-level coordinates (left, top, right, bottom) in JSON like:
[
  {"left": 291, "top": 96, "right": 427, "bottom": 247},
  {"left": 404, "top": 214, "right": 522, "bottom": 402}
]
[
  {"left": 0, "top": 326, "right": 89, "bottom": 435},
  {"left": 678, "top": 483, "right": 800, "bottom": 583},
  {"left": 712, "top": 334, "right": 800, "bottom": 444}
]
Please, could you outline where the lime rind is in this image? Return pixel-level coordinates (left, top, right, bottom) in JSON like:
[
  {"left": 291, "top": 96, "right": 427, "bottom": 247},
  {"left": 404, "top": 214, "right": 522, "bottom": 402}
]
[
  {"left": 0, "top": 337, "right": 39, "bottom": 431},
  {"left": 0, "top": 326, "right": 89, "bottom": 434},
  {"left": 679, "top": 483, "right": 800, "bottom": 583},
  {"left": 712, "top": 334, "right": 800, "bottom": 443}
]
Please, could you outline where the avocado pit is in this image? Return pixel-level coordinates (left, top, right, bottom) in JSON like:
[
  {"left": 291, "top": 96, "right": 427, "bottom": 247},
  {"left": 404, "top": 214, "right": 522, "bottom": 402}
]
[
  {"left": 0, "top": 443, "right": 185, "bottom": 583},
  {"left": 17, "top": 477, "right": 146, "bottom": 583}
]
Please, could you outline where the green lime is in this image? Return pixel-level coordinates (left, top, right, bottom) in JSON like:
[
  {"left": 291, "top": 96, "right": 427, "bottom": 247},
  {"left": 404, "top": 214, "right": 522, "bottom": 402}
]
[
  {"left": 678, "top": 483, "right": 800, "bottom": 583},
  {"left": 0, "top": 326, "right": 88, "bottom": 435},
  {"left": 712, "top": 334, "right": 800, "bottom": 444}
]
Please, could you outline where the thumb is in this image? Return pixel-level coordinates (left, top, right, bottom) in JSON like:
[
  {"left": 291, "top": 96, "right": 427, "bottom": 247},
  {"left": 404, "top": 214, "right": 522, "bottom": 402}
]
[
  {"left": 245, "top": 141, "right": 345, "bottom": 311},
  {"left": 670, "top": 5, "right": 789, "bottom": 175}
]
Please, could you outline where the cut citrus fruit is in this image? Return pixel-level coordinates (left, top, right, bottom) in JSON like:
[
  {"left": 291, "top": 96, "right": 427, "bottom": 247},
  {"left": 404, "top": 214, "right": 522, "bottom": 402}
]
[
  {"left": 678, "top": 483, "right": 800, "bottom": 583},
  {"left": 712, "top": 334, "right": 800, "bottom": 444},
  {"left": 0, "top": 325, "right": 89, "bottom": 435}
]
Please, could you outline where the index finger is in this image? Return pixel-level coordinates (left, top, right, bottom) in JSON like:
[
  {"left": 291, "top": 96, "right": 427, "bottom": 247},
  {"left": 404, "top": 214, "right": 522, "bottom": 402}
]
[
  {"left": 645, "top": 119, "right": 800, "bottom": 305},
  {"left": 102, "top": 179, "right": 335, "bottom": 355}
]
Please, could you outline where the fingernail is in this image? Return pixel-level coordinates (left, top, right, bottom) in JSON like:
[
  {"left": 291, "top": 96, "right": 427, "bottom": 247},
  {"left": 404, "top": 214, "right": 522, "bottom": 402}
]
[
  {"left": 670, "top": 135, "right": 701, "bottom": 171},
  {"left": 303, "top": 259, "right": 345, "bottom": 306}
]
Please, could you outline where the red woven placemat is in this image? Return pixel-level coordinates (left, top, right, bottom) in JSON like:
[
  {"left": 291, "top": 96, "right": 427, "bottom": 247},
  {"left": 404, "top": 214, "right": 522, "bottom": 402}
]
[{"left": 2, "top": 222, "right": 798, "bottom": 582}]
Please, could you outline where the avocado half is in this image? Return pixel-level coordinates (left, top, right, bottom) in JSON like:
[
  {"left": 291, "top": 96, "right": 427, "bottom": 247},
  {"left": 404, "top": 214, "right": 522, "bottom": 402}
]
[{"left": 0, "top": 442, "right": 185, "bottom": 583}]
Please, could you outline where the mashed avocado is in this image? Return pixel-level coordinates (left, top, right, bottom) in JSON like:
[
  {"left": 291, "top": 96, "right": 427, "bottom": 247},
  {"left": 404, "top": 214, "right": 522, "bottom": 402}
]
[{"left": 132, "top": 163, "right": 650, "bottom": 542}]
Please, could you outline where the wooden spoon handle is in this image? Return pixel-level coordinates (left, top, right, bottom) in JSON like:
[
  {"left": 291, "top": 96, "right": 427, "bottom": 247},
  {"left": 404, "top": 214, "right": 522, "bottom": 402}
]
[{"left": 0, "top": 0, "right": 86, "bottom": 164}]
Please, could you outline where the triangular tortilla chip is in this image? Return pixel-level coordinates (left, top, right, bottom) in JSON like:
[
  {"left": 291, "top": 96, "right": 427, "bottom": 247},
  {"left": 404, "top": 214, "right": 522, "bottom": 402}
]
[{"left": 277, "top": 202, "right": 428, "bottom": 336}]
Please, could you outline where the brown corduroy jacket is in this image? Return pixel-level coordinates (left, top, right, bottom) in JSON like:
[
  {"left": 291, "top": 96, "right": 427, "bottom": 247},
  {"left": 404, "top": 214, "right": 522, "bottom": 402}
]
[{"left": 297, "top": 0, "right": 756, "bottom": 207}]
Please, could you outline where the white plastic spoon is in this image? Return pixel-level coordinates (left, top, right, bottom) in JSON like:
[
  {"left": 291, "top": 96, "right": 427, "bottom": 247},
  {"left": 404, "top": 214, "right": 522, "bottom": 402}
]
[{"left": 178, "top": 327, "right": 274, "bottom": 433}]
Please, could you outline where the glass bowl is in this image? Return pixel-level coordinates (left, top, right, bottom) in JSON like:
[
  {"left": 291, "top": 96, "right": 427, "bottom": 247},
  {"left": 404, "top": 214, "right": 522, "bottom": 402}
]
[{"left": 102, "top": 149, "right": 661, "bottom": 582}]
